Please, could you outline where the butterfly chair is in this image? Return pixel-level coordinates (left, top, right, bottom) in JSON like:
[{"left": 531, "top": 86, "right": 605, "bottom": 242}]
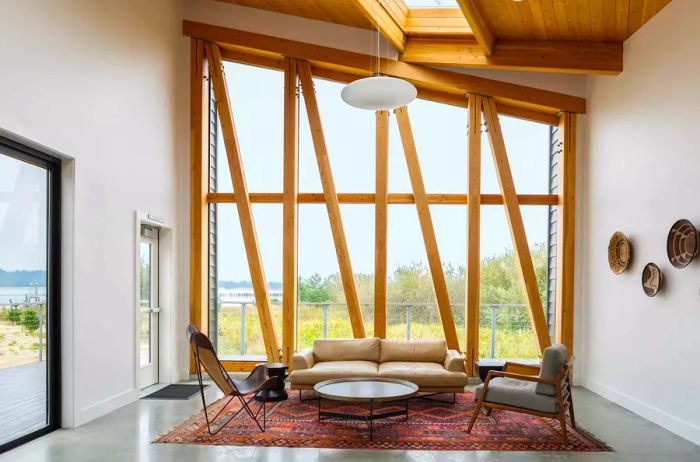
[
  {"left": 187, "top": 324, "right": 282, "bottom": 434},
  {"left": 466, "top": 344, "right": 576, "bottom": 445}
]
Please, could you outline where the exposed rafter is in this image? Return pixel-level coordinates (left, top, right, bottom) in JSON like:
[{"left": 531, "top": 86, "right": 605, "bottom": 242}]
[
  {"left": 183, "top": 21, "right": 587, "bottom": 114},
  {"left": 353, "top": 0, "right": 406, "bottom": 52},
  {"left": 401, "top": 38, "right": 623, "bottom": 75},
  {"left": 455, "top": 0, "right": 494, "bottom": 56}
]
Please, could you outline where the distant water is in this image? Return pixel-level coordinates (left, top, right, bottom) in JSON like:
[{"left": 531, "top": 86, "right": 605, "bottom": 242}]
[{"left": 0, "top": 287, "right": 46, "bottom": 305}]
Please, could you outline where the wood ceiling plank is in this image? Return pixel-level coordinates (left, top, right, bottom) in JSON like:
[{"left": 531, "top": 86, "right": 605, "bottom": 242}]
[
  {"left": 538, "top": 0, "right": 561, "bottom": 40},
  {"left": 183, "top": 21, "right": 587, "bottom": 113},
  {"left": 613, "top": 0, "right": 628, "bottom": 41},
  {"left": 575, "top": 0, "right": 593, "bottom": 40},
  {"left": 628, "top": 0, "right": 646, "bottom": 36},
  {"left": 528, "top": 0, "right": 550, "bottom": 40},
  {"left": 589, "top": 0, "right": 605, "bottom": 41},
  {"left": 297, "top": 61, "right": 366, "bottom": 339},
  {"left": 206, "top": 42, "right": 281, "bottom": 362},
  {"left": 395, "top": 106, "right": 461, "bottom": 352},
  {"left": 353, "top": 0, "right": 406, "bottom": 52},
  {"left": 404, "top": 9, "right": 473, "bottom": 37},
  {"left": 456, "top": 0, "right": 495, "bottom": 56},
  {"left": 401, "top": 37, "right": 622, "bottom": 75}
]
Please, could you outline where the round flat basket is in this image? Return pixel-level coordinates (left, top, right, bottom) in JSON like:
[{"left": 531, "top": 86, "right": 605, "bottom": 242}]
[
  {"left": 642, "top": 262, "right": 663, "bottom": 297},
  {"left": 608, "top": 232, "right": 631, "bottom": 274},
  {"left": 666, "top": 219, "right": 699, "bottom": 269}
]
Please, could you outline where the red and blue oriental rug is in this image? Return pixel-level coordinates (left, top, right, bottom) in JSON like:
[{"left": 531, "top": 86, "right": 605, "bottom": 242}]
[{"left": 155, "top": 392, "right": 611, "bottom": 452}]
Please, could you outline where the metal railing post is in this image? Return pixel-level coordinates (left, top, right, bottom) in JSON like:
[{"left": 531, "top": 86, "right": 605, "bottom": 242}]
[
  {"left": 323, "top": 304, "right": 329, "bottom": 338},
  {"left": 406, "top": 304, "right": 412, "bottom": 340},
  {"left": 38, "top": 306, "right": 43, "bottom": 362},
  {"left": 240, "top": 303, "right": 246, "bottom": 356},
  {"left": 490, "top": 305, "right": 497, "bottom": 358}
]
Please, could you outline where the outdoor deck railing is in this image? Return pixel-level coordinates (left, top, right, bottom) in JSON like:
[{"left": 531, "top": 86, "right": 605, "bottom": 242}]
[{"left": 216, "top": 301, "right": 532, "bottom": 359}]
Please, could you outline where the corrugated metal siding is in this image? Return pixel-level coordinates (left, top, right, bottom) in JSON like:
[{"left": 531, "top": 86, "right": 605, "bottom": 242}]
[
  {"left": 207, "top": 78, "right": 219, "bottom": 348},
  {"left": 546, "top": 125, "right": 561, "bottom": 341}
]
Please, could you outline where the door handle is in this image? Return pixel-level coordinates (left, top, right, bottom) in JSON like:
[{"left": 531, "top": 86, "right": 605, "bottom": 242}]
[{"left": 140, "top": 307, "right": 161, "bottom": 314}]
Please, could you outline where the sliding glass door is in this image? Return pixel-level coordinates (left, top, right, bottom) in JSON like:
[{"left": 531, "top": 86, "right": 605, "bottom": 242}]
[{"left": 0, "top": 135, "right": 60, "bottom": 452}]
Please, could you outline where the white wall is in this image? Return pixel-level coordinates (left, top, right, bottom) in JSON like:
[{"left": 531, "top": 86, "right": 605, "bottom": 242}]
[
  {"left": 580, "top": 0, "right": 700, "bottom": 445},
  {"left": 0, "top": 0, "right": 188, "bottom": 426}
]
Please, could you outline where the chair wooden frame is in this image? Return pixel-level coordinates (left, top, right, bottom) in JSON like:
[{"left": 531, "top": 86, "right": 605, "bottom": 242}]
[{"left": 466, "top": 359, "right": 576, "bottom": 445}]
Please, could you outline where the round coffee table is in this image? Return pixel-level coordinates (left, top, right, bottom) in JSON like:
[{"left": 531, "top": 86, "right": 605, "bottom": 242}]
[{"left": 313, "top": 377, "right": 418, "bottom": 440}]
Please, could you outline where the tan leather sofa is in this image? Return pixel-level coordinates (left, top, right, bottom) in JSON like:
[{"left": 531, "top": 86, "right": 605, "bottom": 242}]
[{"left": 289, "top": 338, "right": 467, "bottom": 393}]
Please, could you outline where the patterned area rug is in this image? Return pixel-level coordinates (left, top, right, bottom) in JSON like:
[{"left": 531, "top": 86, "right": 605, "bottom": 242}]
[{"left": 155, "top": 392, "right": 611, "bottom": 452}]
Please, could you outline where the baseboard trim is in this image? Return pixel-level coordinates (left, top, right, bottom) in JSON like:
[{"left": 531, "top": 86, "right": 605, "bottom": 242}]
[
  {"left": 582, "top": 377, "right": 700, "bottom": 446},
  {"left": 78, "top": 388, "right": 140, "bottom": 426}
]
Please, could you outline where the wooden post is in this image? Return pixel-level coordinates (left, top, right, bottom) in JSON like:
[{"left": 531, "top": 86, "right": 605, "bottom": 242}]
[
  {"left": 297, "top": 61, "right": 366, "bottom": 338},
  {"left": 465, "top": 93, "right": 482, "bottom": 375},
  {"left": 556, "top": 112, "right": 576, "bottom": 356},
  {"left": 374, "top": 110, "right": 389, "bottom": 339},
  {"left": 282, "top": 57, "right": 299, "bottom": 368},
  {"left": 205, "top": 42, "right": 281, "bottom": 362},
  {"left": 481, "top": 97, "right": 551, "bottom": 354},
  {"left": 189, "top": 38, "right": 209, "bottom": 372},
  {"left": 394, "top": 106, "right": 460, "bottom": 352}
]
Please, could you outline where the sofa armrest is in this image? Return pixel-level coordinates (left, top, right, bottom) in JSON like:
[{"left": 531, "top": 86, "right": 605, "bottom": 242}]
[
  {"left": 292, "top": 348, "right": 315, "bottom": 371},
  {"left": 443, "top": 350, "right": 465, "bottom": 372}
]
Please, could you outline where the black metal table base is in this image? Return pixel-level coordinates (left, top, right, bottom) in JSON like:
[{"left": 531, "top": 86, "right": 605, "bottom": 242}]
[{"left": 317, "top": 399, "right": 409, "bottom": 441}]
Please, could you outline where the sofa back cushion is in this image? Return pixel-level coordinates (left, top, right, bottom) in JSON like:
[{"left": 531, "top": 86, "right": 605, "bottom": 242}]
[
  {"left": 379, "top": 339, "right": 446, "bottom": 364},
  {"left": 313, "top": 338, "right": 381, "bottom": 363}
]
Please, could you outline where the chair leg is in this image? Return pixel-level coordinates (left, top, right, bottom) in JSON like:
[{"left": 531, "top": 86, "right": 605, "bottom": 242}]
[
  {"left": 568, "top": 393, "right": 577, "bottom": 429},
  {"left": 466, "top": 400, "right": 483, "bottom": 433},
  {"left": 484, "top": 407, "right": 492, "bottom": 416},
  {"left": 558, "top": 413, "right": 569, "bottom": 446}
]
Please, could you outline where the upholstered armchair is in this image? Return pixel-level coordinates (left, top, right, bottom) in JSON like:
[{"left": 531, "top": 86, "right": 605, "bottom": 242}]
[{"left": 466, "top": 344, "right": 575, "bottom": 445}]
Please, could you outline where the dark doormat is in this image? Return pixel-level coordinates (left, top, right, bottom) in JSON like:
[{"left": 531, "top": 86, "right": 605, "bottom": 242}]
[{"left": 142, "top": 384, "right": 207, "bottom": 400}]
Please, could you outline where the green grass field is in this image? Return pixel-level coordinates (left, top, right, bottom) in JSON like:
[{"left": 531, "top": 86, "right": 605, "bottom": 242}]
[{"left": 215, "top": 304, "right": 538, "bottom": 359}]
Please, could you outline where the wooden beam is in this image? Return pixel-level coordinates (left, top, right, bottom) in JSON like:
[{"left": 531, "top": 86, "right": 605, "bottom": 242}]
[
  {"left": 401, "top": 38, "right": 623, "bottom": 75},
  {"left": 282, "top": 57, "right": 298, "bottom": 368},
  {"left": 456, "top": 0, "right": 494, "bottom": 56},
  {"left": 374, "top": 110, "right": 389, "bottom": 339},
  {"left": 183, "top": 21, "right": 586, "bottom": 114},
  {"left": 465, "top": 93, "right": 481, "bottom": 376},
  {"left": 205, "top": 42, "right": 281, "bottom": 362},
  {"left": 556, "top": 113, "right": 576, "bottom": 356},
  {"left": 298, "top": 61, "right": 366, "bottom": 338},
  {"left": 189, "top": 38, "right": 209, "bottom": 374},
  {"left": 208, "top": 192, "right": 559, "bottom": 206},
  {"left": 394, "top": 106, "right": 460, "bottom": 352},
  {"left": 481, "top": 97, "right": 551, "bottom": 354},
  {"left": 353, "top": 0, "right": 406, "bottom": 52}
]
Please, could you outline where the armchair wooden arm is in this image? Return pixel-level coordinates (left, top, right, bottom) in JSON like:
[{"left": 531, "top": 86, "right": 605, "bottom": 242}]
[{"left": 503, "top": 362, "right": 541, "bottom": 375}]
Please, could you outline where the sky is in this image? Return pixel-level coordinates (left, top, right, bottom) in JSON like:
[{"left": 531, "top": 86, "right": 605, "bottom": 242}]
[
  {"left": 216, "top": 62, "right": 551, "bottom": 283},
  {"left": 0, "top": 153, "right": 47, "bottom": 272}
]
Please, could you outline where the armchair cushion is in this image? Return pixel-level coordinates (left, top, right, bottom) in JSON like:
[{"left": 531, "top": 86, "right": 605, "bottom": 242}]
[
  {"left": 313, "top": 338, "right": 381, "bottom": 363},
  {"left": 292, "top": 348, "right": 315, "bottom": 371},
  {"left": 475, "top": 377, "right": 558, "bottom": 414},
  {"left": 379, "top": 339, "right": 446, "bottom": 363},
  {"left": 443, "top": 350, "right": 465, "bottom": 372},
  {"left": 536, "top": 343, "right": 568, "bottom": 396}
]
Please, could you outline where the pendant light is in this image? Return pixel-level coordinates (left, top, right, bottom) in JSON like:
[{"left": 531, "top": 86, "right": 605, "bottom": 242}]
[{"left": 341, "top": 27, "right": 417, "bottom": 110}]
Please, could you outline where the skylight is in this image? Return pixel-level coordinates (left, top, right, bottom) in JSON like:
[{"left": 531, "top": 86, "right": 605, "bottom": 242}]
[{"left": 403, "top": 0, "right": 458, "bottom": 7}]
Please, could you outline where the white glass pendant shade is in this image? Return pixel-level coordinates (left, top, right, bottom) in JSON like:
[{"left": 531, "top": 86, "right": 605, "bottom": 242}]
[{"left": 341, "top": 76, "right": 417, "bottom": 110}]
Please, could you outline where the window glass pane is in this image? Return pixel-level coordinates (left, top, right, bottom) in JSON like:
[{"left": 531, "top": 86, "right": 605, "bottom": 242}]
[
  {"left": 0, "top": 152, "right": 49, "bottom": 445},
  {"left": 216, "top": 62, "right": 284, "bottom": 193},
  {"left": 388, "top": 101, "right": 467, "bottom": 193},
  {"left": 299, "top": 78, "right": 374, "bottom": 193},
  {"left": 215, "top": 204, "right": 282, "bottom": 359},
  {"left": 481, "top": 115, "right": 550, "bottom": 194}
]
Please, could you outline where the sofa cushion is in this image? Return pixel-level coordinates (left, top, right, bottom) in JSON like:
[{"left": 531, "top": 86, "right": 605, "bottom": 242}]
[
  {"left": 289, "top": 360, "right": 378, "bottom": 385},
  {"left": 313, "top": 338, "right": 381, "bottom": 363},
  {"left": 379, "top": 339, "right": 446, "bottom": 363},
  {"left": 536, "top": 343, "right": 568, "bottom": 396},
  {"left": 475, "top": 377, "right": 558, "bottom": 414},
  {"left": 377, "top": 361, "right": 467, "bottom": 387}
]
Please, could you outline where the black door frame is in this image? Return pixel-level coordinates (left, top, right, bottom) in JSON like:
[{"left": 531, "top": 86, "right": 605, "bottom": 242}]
[{"left": 0, "top": 134, "right": 61, "bottom": 454}]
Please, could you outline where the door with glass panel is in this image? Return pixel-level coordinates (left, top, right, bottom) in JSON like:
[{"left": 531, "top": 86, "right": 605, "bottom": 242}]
[
  {"left": 0, "top": 136, "right": 60, "bottom": 453},
  {"left": 139, "top": 225, "right": 159, "bottom": 388}
]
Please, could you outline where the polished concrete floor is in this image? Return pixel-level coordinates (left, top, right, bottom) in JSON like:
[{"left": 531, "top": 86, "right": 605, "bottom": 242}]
[{"left": 2, "top": 384, "right": 699, "bottom": 462}]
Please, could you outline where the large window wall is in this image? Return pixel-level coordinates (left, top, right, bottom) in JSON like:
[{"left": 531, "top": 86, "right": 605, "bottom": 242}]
[{"left": 191, "top": 43, "right": 577, "bottom": 372}]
